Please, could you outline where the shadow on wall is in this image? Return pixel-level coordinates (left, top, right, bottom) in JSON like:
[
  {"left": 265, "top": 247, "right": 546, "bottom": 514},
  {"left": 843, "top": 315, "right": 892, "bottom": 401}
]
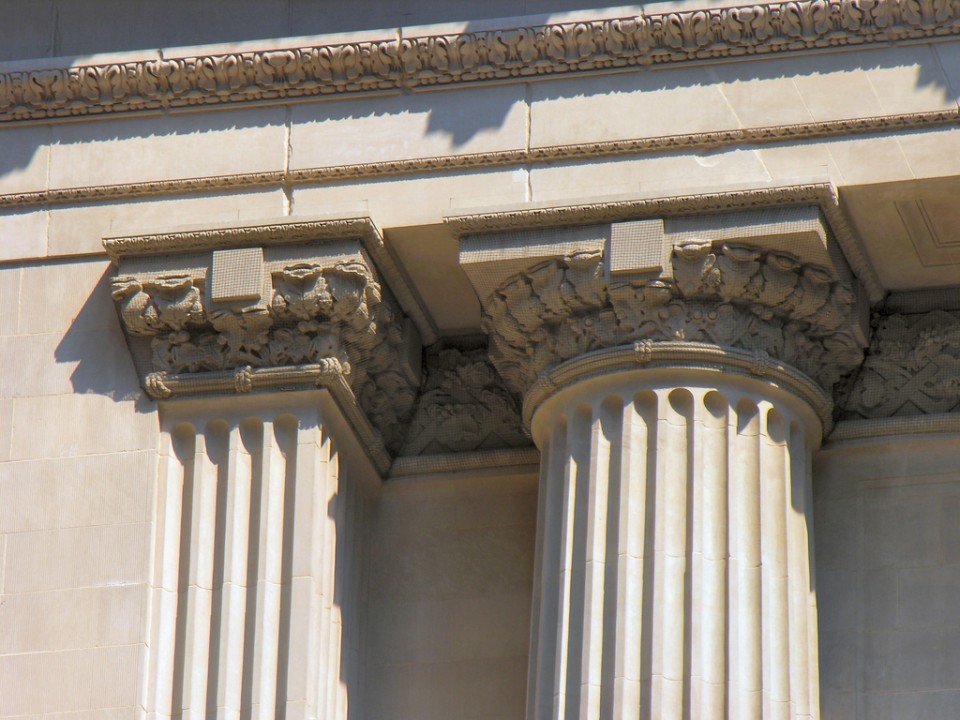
[
  {"left": 0, "top": 40, "right": 956, "bottom": 188},
  {"left": 0, "top": 0, "right": 615, "bottom": 61},
  {"left": 53, "top": 261, "right": 154, "bottom": 410}
]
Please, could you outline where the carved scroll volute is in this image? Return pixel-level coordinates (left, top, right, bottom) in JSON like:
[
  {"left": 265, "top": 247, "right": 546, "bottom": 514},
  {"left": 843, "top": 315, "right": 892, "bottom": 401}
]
[{"left": 111, "top": 275, "right": 157, "bottom": 336}]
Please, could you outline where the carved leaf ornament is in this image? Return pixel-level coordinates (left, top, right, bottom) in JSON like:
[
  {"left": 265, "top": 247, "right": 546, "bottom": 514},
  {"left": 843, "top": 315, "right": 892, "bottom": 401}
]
[
  {"left": 111, "top": 261, "right": 417, "bottom": 451},
  {"left": 2, "top": 0, "right": 958, "bottom": 123},
  {"left": 481, "top": 244, "right": 864, "bottom": 396},
  {"left": 845, "top": 310, "right": 960, "bottom": 418},
  {"left": 400, "top": 348, "right": 529, "bottom": 455}
]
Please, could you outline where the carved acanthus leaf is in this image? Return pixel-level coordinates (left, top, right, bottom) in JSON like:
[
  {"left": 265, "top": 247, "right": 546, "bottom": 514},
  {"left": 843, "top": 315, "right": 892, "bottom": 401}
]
[
  {"left": 400, "top": 348, "right": 529, "bottom": 456},
  {"left": 482, "top": 246, "right": 864, "bottom": 396},
  {"left": 111, "top": 258, "right": 419, "bottom": 453},
  {"left": 843, "top": 311, "right": 960, "bottom": 418}
]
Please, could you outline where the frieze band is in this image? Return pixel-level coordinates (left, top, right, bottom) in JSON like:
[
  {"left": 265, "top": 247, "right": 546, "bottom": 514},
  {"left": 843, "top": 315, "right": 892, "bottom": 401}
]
[
  {"left": 1, "top": 108, "right": 956, "bottom": 213},
  {"left": 1, "top": 0, "right": 957, "bottom": 124}
]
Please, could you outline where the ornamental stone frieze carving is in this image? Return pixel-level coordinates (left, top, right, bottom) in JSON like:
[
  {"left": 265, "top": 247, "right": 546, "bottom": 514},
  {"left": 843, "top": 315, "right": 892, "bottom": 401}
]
[
  {"left": 458, "top": 206, "right": 869, "bottom": 412},
  {"left": 105, "top": 218, "right": 425, "bottom": 460},
  {"left": 3, "top": 0, "right": 959, "bottom": 124},
  {"left": 399, "top": 347, "right": 529, "bottom": 456},
  {"left": 844, "top": 310, "right": 960, "bottom": 418}
]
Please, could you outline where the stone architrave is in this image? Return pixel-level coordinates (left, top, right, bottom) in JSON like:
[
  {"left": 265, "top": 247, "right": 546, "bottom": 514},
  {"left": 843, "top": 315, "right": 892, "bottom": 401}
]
[{"left": 455, "top": 206, "right": 869, "bottom": 720}]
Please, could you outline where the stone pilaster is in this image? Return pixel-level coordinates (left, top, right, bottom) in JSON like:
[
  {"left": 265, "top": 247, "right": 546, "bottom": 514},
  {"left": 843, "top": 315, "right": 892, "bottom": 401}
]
[
  {"left": 105, "top": 216, "right": 426, "bottom": 469},
  {"left": 105, "top": 217, "right": 427, "bottom": 720},
  {"left": 147, "top": 395, "right": 369, "bottom": 720},
  {"left": 456, "top": 206, "right": 869, "bottom": 720}
]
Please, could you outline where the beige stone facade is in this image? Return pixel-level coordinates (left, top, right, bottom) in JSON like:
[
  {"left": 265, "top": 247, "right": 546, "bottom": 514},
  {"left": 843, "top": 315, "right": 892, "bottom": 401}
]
[{"left": 2, "top": 2, "right": 960, "bottom": 718}]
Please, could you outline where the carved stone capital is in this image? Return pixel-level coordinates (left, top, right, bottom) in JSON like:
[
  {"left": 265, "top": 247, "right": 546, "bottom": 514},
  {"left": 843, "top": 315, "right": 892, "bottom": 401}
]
[
  {"left": 106, "top": 219, "right": 423, "bottom": 456},
  {"left": 457, "top": 206, "right": 869, "bottom": 411},
  {"left": 843, "top": 310, "right": 960, "bottom": 419}
]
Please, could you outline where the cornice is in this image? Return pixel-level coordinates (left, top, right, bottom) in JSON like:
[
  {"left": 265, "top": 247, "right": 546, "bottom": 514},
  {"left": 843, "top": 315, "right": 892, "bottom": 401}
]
[
  {"left": 0, "top": 1, "right": 957, "bottom": 125},
  {"left": 104, "top": 216, "right": 439, "bottom": 344},
  {"left": 523, "top": 340, "right": 833, "bottom": 433},
  {"left": 447, "top": 182, "right": 883, "bottom": 303}
]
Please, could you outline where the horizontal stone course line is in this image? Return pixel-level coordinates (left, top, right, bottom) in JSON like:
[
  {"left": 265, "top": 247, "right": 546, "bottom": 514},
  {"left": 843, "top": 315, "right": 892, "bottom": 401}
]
[
  {"left": 828, "top": 413, "right": 960, "bottom": 441},
  {"left": 0, "top": 0, "right": 957, "bottom": 124},
  {"left": 388, "top": 447, "right": 540, "bottom": 477},
  {"left": 1, "top": 108, "right": 956, "bottom": 212},
  {"left": 446, "top": 181, "right": 884, "bottom": 304}
]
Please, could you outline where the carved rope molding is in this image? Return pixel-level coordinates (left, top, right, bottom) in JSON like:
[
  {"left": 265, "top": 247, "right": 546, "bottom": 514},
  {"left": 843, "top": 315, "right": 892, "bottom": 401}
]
[
  {"left": 1, "top": 0, "right": 958, "bottom": 124},
  {"left": 1, "top": 108, "right": 957, "bottom": 212}
]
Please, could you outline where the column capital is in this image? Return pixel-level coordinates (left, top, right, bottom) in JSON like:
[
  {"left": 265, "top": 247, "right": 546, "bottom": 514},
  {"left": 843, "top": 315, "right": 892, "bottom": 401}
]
[
  {"left": 105, "top": 216, "right": 426, "bottom": 466},
  {"left": 457, "top": 204, "right": 869, "bottom": 432}
]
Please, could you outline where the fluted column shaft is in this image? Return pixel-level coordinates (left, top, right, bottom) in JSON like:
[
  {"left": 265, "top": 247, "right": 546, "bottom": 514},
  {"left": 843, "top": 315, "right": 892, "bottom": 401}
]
[
  {"left": 527, "top": 369, "right": 821, "bottom": 720},
  {"left": 144, "top": 402, "right": 367, "bottom": 720}
]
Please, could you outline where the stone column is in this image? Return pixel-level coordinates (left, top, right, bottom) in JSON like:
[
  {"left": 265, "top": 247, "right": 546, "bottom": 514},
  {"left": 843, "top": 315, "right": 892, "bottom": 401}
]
[
  {"left": 146, "top": 398, "right": 368, "bottom": 720},
  {"left": 104, "top": 218, "right": 426, "bottom": 720},
  {"left": 456, "top": 207, "right": 870, "bottom": 720},
  {"left": 525, "top": 358, "right": 821, "bottom": 720}
]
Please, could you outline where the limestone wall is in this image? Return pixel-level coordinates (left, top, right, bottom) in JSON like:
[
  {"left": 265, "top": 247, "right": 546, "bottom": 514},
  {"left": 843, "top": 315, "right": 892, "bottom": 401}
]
[
  {"left": 365, "top": 470, "right": 538, "bottom": 720},
  {"left": 0, "top": 4, "right": 959, "bottom": 719},
  {"left": 0, "top": 259, "right": 157, "bottom": 716},
  {"left": 815, "top": 432, "right": 960, "bottom": 719}
]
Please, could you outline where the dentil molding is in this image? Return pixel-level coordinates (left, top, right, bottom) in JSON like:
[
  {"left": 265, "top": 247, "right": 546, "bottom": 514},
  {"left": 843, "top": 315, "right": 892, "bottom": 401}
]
[{"left": 1, "top": 0, "right": 958, "bottom": 124}]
